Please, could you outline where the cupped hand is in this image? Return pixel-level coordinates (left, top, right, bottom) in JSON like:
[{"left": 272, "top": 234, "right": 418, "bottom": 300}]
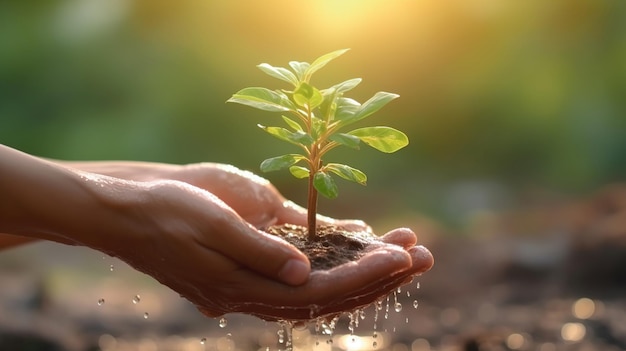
[
  {"left": 66, "top": 161, "right": 433, "bottom": 321},
  {"left": 193, "top": 227, "right": 433, "bottom": 321}
]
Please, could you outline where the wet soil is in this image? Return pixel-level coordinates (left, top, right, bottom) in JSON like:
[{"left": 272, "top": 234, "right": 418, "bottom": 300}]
[{"left": 264, "top": 224, "right": 379, "bottom": 270}]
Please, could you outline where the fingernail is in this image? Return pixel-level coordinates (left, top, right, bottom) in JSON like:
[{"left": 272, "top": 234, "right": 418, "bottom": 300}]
[{"left": 278, "top": 258, "right": 310, "bottom": 286}]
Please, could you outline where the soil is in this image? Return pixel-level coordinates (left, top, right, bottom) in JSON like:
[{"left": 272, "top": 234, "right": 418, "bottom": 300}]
[{"left": 264, "top": 224, "right": 379, "bottom": 270}]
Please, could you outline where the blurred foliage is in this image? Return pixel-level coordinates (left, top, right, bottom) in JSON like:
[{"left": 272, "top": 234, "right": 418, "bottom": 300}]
[{"left": 1, "top": 0, "right": 625, "bottom": 224}]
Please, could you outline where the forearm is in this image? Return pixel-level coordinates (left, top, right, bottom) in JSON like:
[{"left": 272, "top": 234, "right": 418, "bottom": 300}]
[{"left": 0, "top": 145, "right": 140, "bottom": 251}]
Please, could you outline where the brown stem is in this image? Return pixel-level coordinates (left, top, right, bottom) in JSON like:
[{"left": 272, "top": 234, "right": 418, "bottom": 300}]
[{"left": 306, "top": 171, "right": 318, "bottom": 240}]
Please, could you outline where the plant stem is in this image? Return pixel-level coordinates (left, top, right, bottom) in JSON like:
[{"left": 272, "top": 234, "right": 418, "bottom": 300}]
[{"left": 306, "top": 169, "right": 318, "bottom": 240}]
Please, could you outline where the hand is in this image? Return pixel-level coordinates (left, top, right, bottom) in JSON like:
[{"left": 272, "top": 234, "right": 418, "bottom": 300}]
[
  {"left": 57, "top": 161, "right": 433, "bottom": 321},
  {"left": 194, "top": 227, "right": 433, "bottom": 321},
  {"left": 66, "top": 160, "right": 370, "bottom": 230}
]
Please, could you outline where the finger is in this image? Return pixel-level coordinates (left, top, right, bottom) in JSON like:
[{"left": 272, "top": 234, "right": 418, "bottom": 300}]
[
  {"left": 380, "top": 227, "right": 418, "bottom": 248},
  {"left": 239, "top": 245, "right": 434, "bottom": 321},
  {"left": 234, "top": 245, "right": 411, "bottom": 304}
]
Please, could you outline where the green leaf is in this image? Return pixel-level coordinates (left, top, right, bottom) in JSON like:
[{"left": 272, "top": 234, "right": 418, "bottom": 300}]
[
  {"left": 349, "top": 92, "right": 399, "bottom": 123},
  {"left": 329, "top": 133, "right": 361, "bottom": 149},
  {"left": 257, "top": 63, "right": 299, "bottom": 87},
  {"left": 293, "top": 82, "right": 323, "bottom": 109},
  {"left": 325, "top": 163, "right": 367, "bottom": 185},
  {"left": 228, "top": 87, "right": 296, "bottom": 112},
  {"left": 303, "top": 48, "right": 350, "bottom": 82},
  {"left": 319, "top": 88, "right": 343, "bottom": 122},
  {"left": 258, "top": 125, "right": 314, "bottom": 146},
  {"left": 329, "top": 78, "right": 362, "bottom": 94},
  {"left": 348, "top": 126, "right": 409, "bottom": 153},
  {"left": 282, "top": 115, "right": 303, "bottom": 132},
  {"left": 313, "top": 171, "right": 338, "bottom": 199},
  {"left": 289, "top": 166, "right": 310, "bottom": 178},
  {"left": 334, "top": 97, "right": 361, "bottom": 121},
  {"left": 289, "top": 61, "right": 310, "bottom": 81},
  {"left": 260, "top": 154, "right": 306, "bottom": 172}
]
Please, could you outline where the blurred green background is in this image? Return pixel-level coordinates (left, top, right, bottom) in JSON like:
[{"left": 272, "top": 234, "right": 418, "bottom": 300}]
[{"left": 2, "top": 0, "right": 625, "bottom": 228}]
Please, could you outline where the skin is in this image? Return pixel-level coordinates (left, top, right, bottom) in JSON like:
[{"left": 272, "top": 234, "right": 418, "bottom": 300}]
[{"left": 0, "top": 144, "right": 433, "bottom": 321}]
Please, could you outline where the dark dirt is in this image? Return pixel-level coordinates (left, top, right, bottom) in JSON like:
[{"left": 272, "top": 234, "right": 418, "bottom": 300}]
[{"left": 264, "top": 224, "right": 379, "bottom": 270}]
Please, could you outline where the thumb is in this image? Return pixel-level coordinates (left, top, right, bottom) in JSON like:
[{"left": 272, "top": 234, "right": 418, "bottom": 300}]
[{"left": 209, "top": 212, "right": 311, "bottom": 286}]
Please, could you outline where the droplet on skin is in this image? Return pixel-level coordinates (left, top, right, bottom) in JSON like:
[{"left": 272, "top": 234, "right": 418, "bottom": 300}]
[
  {"left": 132, "top": 295, "right": 140, "bottom": 304},
  {"left": 97, "top": 298, "right": 105, "bottom": 306},
  {"left": 219, "top": 317, "right": 227, "bottom": 328}
]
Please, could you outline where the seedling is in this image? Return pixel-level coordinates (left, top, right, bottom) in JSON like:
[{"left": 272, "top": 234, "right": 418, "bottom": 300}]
[{"left": 227, "top": 49, "right": 408, "bottom": 239}]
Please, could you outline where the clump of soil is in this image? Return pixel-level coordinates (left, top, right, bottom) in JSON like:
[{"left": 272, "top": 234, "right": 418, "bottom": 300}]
[{"left": 265, "top": 224, "right": 380, "bottom": 270}]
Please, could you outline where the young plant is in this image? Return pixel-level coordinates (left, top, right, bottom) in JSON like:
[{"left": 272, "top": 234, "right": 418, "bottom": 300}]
[{"left": 227, "top": 49, "right": 408, "bottom": 239}]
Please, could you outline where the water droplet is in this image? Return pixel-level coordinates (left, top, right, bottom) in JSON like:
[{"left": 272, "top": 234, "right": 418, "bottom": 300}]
[
  {"left": 219, "top": 317, "right": 227, "bottom": 328},
  {"left": 396, "top": 286, "right": 402, "bottom": 294},
  {"left": 385, "top": 295, "right": 390, "bottom": 319},
  {"left": 405, "top": 317, "right": 409, "bottom": 323},
  {"left": 416, "top": 281, "right": 420, "bottom": 289},
  {"left": 373, "top": 341, "right": 378, "bottom": 348},
  {"left": 97, "top": 298, "right": 105, "bottom": 306},
  {"left": 226, "top": 333, "right": 232, "bottom": 338},
  {"left": 277, "top": 329, "right": 285, "bottom": 344},
  {"left": 143, "top": 312, "right": 149, "bottom": 319},
  {"left": 406, "top": 290, "right": 411, "bottom": 297},
  {"left": 109, "top": 265, "right": 114, "bottom": 272},
  {"left": 395, "top": 302, "right": 403, "bottom": 312},
  {"left": 413, "top": 300, "right": 419, "bottom": 309},
  {"left": 200, "top": 338, "right": 206, "bottom": 345},
  {"left": 132, "top": 295, "right": 141, "bottom": 304},
  {"left": 373, "top": 332, "right": 378, "bottom": 339}
]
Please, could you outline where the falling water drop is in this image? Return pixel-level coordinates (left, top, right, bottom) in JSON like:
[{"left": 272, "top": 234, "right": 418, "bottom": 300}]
[
  {"left": 395, "top": 302, "right": 403, "bottom": 312},
  {"left": 407, "top": 290, "right": 411, "bottom": 297},
  {"left": 200, "top": 338, "right": 206, "bottom": 345},
  {"left": 384, "top": 295, "right": 390, "bottom": 319},
  {"left": 143, "top": 312, "right": 149, "bottom": 319},
  {"left": 416, "top": 281, "right": 420, "bottom": 289},
  {"left": 218, "top": 317, "right": 227, "bottom": 328},
  {"left": 277, "top": 329, "right": 285, "bottom": 344},
  {"left": 413, "top": 300, "right": 419, "bottom": 309},
  {"left": 396, "top": 286, "right": 402, "bottom": 294},
  {"left": 405, "top": 317, "right": 409, "bottom": 323},
  {"left": 373, "top": 341, "right": 378, "bottom": 348},
  {"left": 109, "top": 265, "right": 114, "bottom": 272},
  {"left": 132, "top": 295, "right": 141, "bottom": 304},
  {"left": 97, "top": 298, "right": 105, "bottom": 306}
]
